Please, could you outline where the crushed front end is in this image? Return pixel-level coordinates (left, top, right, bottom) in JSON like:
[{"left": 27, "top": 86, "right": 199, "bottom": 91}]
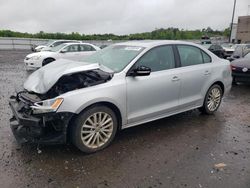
[
  {"left": 9, "top": 59, "right": 113, "bottom": 145},
  {"left": 9, "top": 91, "right": 74, "bottom": 144}
]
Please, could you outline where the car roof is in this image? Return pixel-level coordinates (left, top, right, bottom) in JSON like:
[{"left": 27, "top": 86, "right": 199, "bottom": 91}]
[
  {"left": 114, "top": 40, "right": 201, "bottom": 48},
  {"left": 53, "top": 40, "right": 78, "bottom": 42},
  {"left": 56, "top": 42, "right": 79, "bottom": 46},
  {"left": 63, "top": 42, "right": 95, "bottom": 46}
]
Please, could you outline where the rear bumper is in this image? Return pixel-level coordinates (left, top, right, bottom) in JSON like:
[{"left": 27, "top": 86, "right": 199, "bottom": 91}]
[
  {"left": 9, "top": 99, "right": 74, "bottom": 145},
  {"left": 232, "top": 72, "right": 250, "bottom": 83}
]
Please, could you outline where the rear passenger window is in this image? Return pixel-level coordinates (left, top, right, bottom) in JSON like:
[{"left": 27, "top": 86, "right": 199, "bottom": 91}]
[
  {"left": 79, "top": 45, "right": 96, "bottom": 51},
  {"left": 135, "top": 45, "right": 175, "bottom": 72},
  {"left": 177, "top": 45, "right": 210, "bottom": 67},
  {"left": 202, "top": 51, "right": 211, "bottom": 63}
]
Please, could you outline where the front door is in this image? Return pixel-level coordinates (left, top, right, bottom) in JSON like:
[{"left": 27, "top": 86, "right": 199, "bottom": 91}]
[{"left": 126, "top": 45, "right": 181, "bottom": 124}]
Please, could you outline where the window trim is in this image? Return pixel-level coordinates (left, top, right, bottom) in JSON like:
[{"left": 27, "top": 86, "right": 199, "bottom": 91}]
[
  {"left": 64, "top": 44, "right": 79, "bottom": 53},
  {"left": 126, "top": 44, "right": 177, "bottom": 76},
  {"left": 78, "top": 44, "right": 96, "bottom": 52},
  {"left": 175, "top": 44, "right": 212, "bottom": 67}
]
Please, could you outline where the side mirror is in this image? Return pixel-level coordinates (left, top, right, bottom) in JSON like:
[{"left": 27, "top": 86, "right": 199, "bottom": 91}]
[
  {"left": 130, "top": 65, "right": 151, "bottom": 76},
  {"left": 60, "top": 49, "right": 67, "bottom": 53}
]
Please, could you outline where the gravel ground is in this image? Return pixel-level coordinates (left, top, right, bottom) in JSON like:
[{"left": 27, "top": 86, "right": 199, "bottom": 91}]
[{"left": 0, "top": 50, "right": 250, "bottom": 188}]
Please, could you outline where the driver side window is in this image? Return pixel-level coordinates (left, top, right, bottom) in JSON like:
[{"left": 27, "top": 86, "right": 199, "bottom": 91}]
[{"left": 135, "top": 45, "right": 175, "bottom": 72}]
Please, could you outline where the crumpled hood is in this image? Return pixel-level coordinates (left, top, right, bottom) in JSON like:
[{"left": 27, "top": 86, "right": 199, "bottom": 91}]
[{"left": 24, "top": 59, "right": 110, "bottom": 94}]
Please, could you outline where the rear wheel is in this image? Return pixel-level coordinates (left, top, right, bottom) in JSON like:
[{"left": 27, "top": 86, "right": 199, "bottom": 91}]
[
  {"left": 42, "top": 58, "right": 55, "bottom": 66},
  {"left": 199, "top": 84, "right": 222, "bottom": 114},
  {"left": 71, "top": 105, "right": 118, "bottom": 153}
]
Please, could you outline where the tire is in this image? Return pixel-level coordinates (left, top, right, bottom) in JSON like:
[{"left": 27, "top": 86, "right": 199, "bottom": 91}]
[
  {"left": 199, "top": 84, "right": 223, "bottom": 115},
  {"left": 71, "top": 105, "right": 118, "bottom": 153},
  {"left": 42, "top": 58, "right": 55, "bottom": 66}
]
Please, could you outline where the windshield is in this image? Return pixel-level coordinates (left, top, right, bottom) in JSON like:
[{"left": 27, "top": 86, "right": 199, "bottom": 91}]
[
  {"left": 44, "top": 40, "right": 55, "bottom": 46},
  {"left": 50, "top": 43, "right": 68, "bottom": 52},
  {"left": 83, "top": 45, "right": 145, "bottom": 72}
]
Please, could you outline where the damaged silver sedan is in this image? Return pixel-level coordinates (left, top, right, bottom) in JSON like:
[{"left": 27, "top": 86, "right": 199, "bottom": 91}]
[{"left": 9, "top": 41, "right": 232, "bottom": 153}]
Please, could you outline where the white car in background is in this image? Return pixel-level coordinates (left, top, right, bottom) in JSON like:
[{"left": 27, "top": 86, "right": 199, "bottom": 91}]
[
  {"left": 25, "top": 43, "right": 100, "bottom": 70},
  {"left": 221, "top": 43, "right": 235, "bottom": 58},
  {"left": 34, "top": 40, "right": 80, "bottom": 52}
]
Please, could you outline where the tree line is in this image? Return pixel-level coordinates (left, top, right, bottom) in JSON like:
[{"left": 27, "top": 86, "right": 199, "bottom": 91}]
[{"left": 0, "top": 27, "right": 230, "bottom": 40}]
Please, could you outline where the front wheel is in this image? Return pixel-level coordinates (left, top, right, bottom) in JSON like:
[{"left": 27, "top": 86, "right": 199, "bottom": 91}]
[
  {"left": 71, "top": 105, "right": 118, "bottom": 153},
  {"left": 199, "top": 84, "right": 223, "bottom": 114}
]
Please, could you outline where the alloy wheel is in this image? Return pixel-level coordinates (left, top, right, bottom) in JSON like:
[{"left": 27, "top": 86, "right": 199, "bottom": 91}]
[
  {"left": 81, "top": 112, "right": 113, "bottom": 149},
  {"left": 207, "top": 87, "right": 221, "bottom": 111}
]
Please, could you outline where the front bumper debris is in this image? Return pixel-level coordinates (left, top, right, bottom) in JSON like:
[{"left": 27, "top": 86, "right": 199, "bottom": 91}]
[{"left": 9, "top": 95, "right": 74, "bottom": 145}]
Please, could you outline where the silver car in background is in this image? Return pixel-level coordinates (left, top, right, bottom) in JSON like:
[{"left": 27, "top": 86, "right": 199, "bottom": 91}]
[{"left": 9, "top": 40, "right": 232, "bottom": 153}]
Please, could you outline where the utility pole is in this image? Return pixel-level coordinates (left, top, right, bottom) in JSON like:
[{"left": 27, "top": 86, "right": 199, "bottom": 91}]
[{"left": 229, "top": 0, "right": 236, "bottom": 43}]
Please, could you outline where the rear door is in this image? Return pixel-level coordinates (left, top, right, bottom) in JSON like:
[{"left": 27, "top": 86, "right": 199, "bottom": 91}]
[
  {"left": 60, "top": 44, "right": 79, "bottom": 60},
  {"left": 77, "top": 44, "right": 97, "bottom": 60},
  {"left": 126, "top": 45, "right": 181, "bottom": 124},
  {"left": 176, "top": 45, "right": 213, "bottom": 109}
]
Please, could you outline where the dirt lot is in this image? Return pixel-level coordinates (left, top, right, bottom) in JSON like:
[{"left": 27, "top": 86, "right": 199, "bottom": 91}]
[{"left": 0, "top": 50, "right": 250, "bottom": 188}]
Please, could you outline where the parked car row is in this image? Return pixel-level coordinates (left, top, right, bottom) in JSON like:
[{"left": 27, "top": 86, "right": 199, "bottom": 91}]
[
  {"left": 227, "top": 44, "right": 250, "bottom": 61},
  {"left": 25, "top": 42, "right": 100, "bottom": 70},
  {"left": 202, "top": 42, "right": 250, "bottom": 85},
  {"left": 202, "top": 43, "right": 233, "bottom": 59},
  {"left": 10, "top": 40, "right": 232, "bottom": 153},
  {"left": 202, "top": 42, "right": 250, "bottom": 63}
]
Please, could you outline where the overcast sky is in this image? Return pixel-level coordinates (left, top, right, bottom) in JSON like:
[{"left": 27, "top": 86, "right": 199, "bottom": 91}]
[{"left": 0, "top": 0, "right": 249, "bottom": 35}]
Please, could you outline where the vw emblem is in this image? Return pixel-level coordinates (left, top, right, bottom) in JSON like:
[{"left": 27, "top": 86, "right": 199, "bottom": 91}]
[{"left": 242, "top": 67, "right": 248, "bottom": 72}]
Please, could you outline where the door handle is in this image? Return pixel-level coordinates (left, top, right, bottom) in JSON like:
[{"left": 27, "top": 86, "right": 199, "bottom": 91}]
[
  {"left": 172, "top": 76, "right": 180, "bottom": 81},
  {"left": 204, "top": 70, "right": 211, "bottom": 75}
]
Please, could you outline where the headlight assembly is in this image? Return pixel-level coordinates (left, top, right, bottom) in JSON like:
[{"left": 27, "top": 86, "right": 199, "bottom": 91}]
[
  {"left": 31, "top": 98, "right": 63, "bottom": 114},
  {"left": 30, "top": 55, "right": 42, "bottom": 60}
]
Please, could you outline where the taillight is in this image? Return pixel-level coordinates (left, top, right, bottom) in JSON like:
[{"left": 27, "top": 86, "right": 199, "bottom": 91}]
[{"left": 230, "top": 65, "right": 236, "bottom": 71}]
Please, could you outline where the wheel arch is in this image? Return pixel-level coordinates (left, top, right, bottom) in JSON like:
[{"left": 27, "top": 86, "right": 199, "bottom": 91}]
[
  {"left": 211, "top": 81, "right": 225, "bottom": 95},
  {"left": 42, "top": 57, "right": 56, "bottom": 66},
  {"left": 67, "top": 101, "right": 123, "bottom": 142}
]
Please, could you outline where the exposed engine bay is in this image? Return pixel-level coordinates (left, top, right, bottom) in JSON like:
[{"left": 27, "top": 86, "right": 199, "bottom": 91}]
[{"left": 40, "top": 69, "right": 112, "bottom": 99}]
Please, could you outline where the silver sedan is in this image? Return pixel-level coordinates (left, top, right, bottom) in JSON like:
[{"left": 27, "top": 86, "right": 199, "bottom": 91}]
[{"left": 9, "top": 40, "right": 232, "bottom": 153}]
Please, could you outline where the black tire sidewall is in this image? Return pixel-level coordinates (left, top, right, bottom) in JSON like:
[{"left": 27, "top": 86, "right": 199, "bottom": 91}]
[
  {"left": 71, "top": 105, "right": 118, "bottom": 153},
  {"left": 202, "top": 84, "right": 222, "bottom": 115},
  {"left": 42, "top": 58, "right": 54, "bottom": 66}
]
